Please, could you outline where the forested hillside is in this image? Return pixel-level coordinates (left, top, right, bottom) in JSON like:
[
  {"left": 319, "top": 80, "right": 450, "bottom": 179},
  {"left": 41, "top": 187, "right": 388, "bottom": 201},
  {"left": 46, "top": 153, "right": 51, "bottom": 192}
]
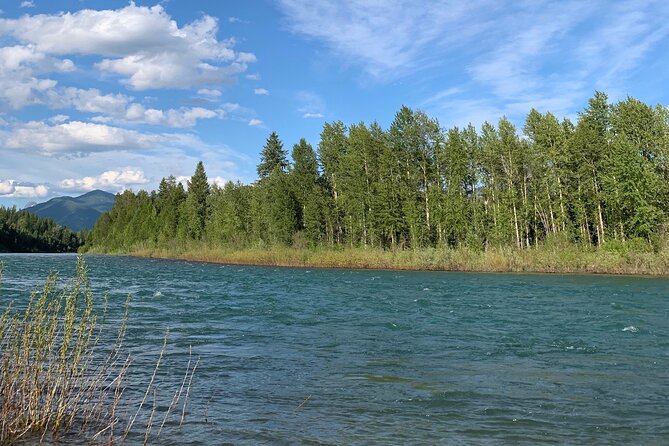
[
  {"left": 0, "top": 207, "right": 85, "bottom": 252},
  {"left": 88, "top": 93, "right": 669, "bottom": 256},
  {"left": 25, "top": 190, "right": 116, "bottom": 231}
]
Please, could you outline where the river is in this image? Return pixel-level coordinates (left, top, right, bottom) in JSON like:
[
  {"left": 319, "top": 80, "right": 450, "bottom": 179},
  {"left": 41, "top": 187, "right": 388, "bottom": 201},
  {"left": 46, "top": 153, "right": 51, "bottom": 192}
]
[{"left": 1, "top": 254, "right": 668, "bottom": 445}]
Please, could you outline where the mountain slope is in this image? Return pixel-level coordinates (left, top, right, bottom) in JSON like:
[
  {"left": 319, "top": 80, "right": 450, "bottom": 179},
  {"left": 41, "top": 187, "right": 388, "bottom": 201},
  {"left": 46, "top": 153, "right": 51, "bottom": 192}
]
[{"left": 24, "top": 190, "right": 116, "bottom": 231}]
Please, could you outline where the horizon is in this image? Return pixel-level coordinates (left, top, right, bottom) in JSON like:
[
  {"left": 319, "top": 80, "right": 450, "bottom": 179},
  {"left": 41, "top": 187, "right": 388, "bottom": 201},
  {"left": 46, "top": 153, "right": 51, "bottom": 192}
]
[{"left": 1, "top": 0, "right": 668, "bottom": 208}]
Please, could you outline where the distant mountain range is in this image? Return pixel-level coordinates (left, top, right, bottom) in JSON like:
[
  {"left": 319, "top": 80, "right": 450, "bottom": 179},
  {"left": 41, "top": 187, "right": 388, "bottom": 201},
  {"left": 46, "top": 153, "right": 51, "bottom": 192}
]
[{"left": 24, "top": 190, "right": 116, "bottom": 231}]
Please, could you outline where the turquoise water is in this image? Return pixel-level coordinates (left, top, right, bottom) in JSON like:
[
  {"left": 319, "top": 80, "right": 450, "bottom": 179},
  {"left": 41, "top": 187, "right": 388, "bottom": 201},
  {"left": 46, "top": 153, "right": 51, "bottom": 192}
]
[{"left": 1, "top": 254, "right": 668, "bottom": 445}]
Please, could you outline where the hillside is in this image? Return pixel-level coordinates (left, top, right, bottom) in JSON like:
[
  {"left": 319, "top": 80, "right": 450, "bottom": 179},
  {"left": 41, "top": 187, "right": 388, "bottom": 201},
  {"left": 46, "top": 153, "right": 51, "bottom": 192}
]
[{"left": 25, "top": 190, "right": 116, "bottom": 231}]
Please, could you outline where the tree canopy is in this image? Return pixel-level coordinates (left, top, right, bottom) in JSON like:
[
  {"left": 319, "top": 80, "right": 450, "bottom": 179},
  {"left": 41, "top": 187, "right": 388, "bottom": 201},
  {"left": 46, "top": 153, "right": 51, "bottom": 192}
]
[
  {"left": 0, "top": 207, "right": 84, "bottom": 252},
  {"left": 89, "top": 93, "right": 669, "bottom": 253}
]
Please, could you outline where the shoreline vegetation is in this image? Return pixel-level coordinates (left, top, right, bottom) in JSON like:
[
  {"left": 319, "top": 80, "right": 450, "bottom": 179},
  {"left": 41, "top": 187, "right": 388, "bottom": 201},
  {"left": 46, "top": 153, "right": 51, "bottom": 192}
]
[
  {"left": 86, "top": 93, "right": 669, "bottom": 276},
  {"left": 86, "top": 242, "right": 669, "bottom": 275},
  {"left": 0, "top": 257, "right": 196, "bottom": 444}
]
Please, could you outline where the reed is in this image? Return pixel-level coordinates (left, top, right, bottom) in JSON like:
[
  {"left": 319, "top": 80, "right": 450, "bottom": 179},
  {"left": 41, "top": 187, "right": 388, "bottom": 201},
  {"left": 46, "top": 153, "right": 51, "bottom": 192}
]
[
  {"left": 0, "top": 256, "right": 196, "bottom": 444},
  {"left": 96, "top": 240, "right": 669, "bottom": 275}
]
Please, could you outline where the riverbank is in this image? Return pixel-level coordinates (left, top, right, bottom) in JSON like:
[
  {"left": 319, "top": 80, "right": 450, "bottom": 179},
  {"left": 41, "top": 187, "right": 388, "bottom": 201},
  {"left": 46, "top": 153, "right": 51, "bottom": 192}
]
[{"left": 84, "top": 242, "right": 669, "bottom": 275}]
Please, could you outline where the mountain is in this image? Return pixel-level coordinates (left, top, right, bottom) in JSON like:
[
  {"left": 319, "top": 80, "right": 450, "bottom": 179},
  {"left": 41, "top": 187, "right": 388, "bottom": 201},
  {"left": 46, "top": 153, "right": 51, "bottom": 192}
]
[{"left": 24, "top": 190, "right": 116, "bottom": 231}]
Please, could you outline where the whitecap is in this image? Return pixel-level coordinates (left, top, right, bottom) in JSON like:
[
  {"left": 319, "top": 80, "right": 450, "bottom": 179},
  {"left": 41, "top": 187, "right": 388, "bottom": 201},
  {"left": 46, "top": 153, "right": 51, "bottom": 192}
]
[
  {"left": 423, "top": 287, "right": 430, "bottom": 291},
  {"left": 622, "top": 325, "right": 639, "bottom": 333},
  {"left": 153, "top": 291, "right": 163, "bottom": 298}
]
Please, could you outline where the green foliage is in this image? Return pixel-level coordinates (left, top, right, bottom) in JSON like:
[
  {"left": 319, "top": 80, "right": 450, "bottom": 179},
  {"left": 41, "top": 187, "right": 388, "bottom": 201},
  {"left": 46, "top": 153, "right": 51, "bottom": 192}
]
[
  {"left": 257, "top": 131, "right": 288, "bottom": 179},
  {"left": 87, "top": 93, "right": 669, "bottom": 258},
  {"left": 0, "top": 207, "right": 83, "bottom": 252},
  {"left": 184, "top": 161, "right": 211, "bottom": 240}
]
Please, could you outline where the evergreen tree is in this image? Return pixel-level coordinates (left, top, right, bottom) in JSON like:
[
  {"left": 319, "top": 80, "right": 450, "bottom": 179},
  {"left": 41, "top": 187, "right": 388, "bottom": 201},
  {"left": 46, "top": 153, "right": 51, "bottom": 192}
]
[
  {"left": 184, "top": 161, "right": 210, "bottom": 239},
  {"left": 257, "top": 132, "right": 288, "bottom": 179},
  {"left": 0, "top": 207, "right": 83, "bottom": 252}
]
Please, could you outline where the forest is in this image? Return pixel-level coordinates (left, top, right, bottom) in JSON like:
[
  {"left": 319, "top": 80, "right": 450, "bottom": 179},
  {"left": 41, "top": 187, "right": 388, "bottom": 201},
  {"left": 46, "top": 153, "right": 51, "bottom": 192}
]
[
  {"left": 87, "top": 92, "right": 669, "bottom": 260},
  {"left": 0, "top": 207, "right": 84, "bottom": 252}
]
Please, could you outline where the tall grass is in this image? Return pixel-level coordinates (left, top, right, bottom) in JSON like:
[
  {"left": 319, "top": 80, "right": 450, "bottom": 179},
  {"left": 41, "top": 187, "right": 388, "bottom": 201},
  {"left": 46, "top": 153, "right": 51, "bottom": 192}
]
[
  {"left": 0, "top": 256, "right": 196, "bottom": 444},
  {"left": 92, "top": 239, "right": 669, "bottom": 275}
]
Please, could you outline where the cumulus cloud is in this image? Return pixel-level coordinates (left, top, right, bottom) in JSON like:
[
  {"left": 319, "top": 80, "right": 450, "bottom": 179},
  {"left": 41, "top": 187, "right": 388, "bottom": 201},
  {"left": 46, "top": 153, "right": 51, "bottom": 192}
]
[
  {"left": 0, "top": 180, "right": 13, "bottom": 195},
  {"left": 59, "top": 168, "right": 149, "bottom": 192},
  {"left": 93, "top": 103, "right": 220, "bottom": 128},
  {"left": 248, "top": 118, "right": 263, "bottom": 127},
  {"left": 0, "top": 45, "right": 64, "bottom": 109},
  {"left": 45, "top": 87, "right": 132, "bottom": 115},
  {"left": 2, "top": 120, "right": 167, "bottom": 156},
  {"left": 20, "top": 1, "right": 35, "bottom": 8},
  {"left": 0, "top": 179, "right": 48, "bottom": 197},
  {"left": 175, "top": 175, "right": 229, "bottom": 190},
  {"left": 0, "top": 2, "right": 256, "bottom": 90},
  {"left": 0, "top": 4, "right": 255, "bottom": 90},
  {"left": 303, "top": 113, "right": 324, "bottom": 119},
  {"left": 246, "top": 73, "right": 261, "bottom": 80},
  {"left": 210, "top": 176, "right": 227, "bottom": 187},
  {"left": 254, "top": 88, "right": 269, "bottom": 95}
]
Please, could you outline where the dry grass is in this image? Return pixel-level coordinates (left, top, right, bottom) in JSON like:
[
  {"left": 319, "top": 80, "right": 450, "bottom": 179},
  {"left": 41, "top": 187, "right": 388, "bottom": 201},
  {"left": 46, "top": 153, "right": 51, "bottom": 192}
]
[
  {"left": 88, "top": 239, "right": 669, "bottom": 275},
  {"left": 0, "top": 256, "right": 197, "bottom": 444}
]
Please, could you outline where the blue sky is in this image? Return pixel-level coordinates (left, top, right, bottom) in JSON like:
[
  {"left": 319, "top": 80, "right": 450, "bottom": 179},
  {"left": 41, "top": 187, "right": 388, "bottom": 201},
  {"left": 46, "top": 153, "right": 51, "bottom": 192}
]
[{"left": 1, "top": 0, "right": 668, "bottom": 207}]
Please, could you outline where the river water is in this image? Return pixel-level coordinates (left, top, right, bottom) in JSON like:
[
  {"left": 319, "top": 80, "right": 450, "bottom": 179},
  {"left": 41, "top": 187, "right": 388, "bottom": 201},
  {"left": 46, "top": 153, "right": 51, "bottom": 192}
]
[{"left": 1, "top": 254, "right": 668, "bottom": 445}]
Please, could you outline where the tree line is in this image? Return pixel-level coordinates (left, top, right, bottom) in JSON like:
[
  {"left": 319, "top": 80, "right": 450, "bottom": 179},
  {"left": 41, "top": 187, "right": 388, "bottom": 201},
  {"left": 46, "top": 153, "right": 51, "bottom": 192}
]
[
  {"left": 0, "top": 207, "right": 85, "bottom": 252},
  {"left": 89, "top": 92, "right": 669, "bottom": 252}
]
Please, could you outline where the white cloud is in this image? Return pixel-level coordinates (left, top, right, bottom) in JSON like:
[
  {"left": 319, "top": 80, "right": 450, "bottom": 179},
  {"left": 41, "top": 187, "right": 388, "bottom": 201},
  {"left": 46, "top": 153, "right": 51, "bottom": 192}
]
[
  {"left": 0, "top": 21, "right": 245, "bottom": 128},
  {"left": 303, "top": 113, "right": 324, "bottom": 119},
  {"left": 0, "top": 45, "right": 61, "bottom": 109},
  {"left": 254, "top": 88, "right": 269, "bottom": 95},
  {"left": 277, "top": 0, "right": 485, "bottom": 78},
  {"left": 20, "top": 1, "right": 35, "bottom": 8},
  {"left": 2, "top": 120, "right": 168, "bottom": 156},
  {"left": 210, "top": 176, "right": 227, "bottom": 187},
  {"left": 174, "top": 175, "right": 190, "bottom": 188},
  {"left": 0, "top": 180, "right": 13, "bottom": 194},
  {"left": 0, "top": 179, "right": 48, "bottom": 197},
  {"left": 246, "top": 73, "right": 261, "bottom": 80},
  {"left": 175, "top": 175, "right": 230, "bottom": 190},
  {"left": 197, "top": 88, "right": 222, "bottom": 97},
  {"left": 45, "top": 87, "right": 132, "bottom": 114},
  {"left": 248, "top": 118, "right": 263, "bottom": 127},
  {"left": 93, "top": 103, "right": 220, "bottom": 128},
  {"left": 279, "top": 0, "right": 669, "bottom": 126},
  {"left": 59, "top": 168, "right": 149, "bottom": 192},
  {"left": 0, "top": 3, "right": 255, "bottom": 90}
]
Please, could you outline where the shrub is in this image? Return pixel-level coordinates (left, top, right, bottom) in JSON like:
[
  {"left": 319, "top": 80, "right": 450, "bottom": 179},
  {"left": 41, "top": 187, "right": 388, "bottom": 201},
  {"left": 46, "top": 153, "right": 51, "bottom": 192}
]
[{"left": 0, "top": 257, "right": 196, "bottom": 444}]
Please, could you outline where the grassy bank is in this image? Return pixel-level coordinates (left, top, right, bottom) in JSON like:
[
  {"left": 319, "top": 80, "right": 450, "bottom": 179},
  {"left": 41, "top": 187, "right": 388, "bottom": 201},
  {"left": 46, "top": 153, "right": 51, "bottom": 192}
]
[{"left": 85, "top": 240, "right": 669, "bottom": 275}]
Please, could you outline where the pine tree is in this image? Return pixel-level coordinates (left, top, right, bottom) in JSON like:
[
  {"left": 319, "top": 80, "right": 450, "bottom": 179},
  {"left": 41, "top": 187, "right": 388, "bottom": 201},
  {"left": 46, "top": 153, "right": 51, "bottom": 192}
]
[
  {"left": 257, "top": 132, "right": 288, "bottom": 179},
  {"left": 184, "top": 161, "right": 210, "bottom": 239}
]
